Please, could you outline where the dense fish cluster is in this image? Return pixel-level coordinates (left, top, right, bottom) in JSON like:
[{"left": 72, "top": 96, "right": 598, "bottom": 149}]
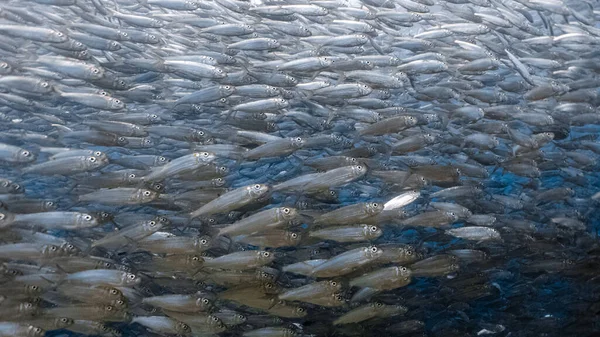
[{"left": 0, "top": 0, "right": 600, "bottom": 336}]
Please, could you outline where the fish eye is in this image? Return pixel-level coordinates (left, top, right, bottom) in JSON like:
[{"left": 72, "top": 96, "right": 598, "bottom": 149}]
[
  {"left": 290, "top": 233, "right": 298, "bottom": 239},
  {"left": 121, "top": 32, "right": 128, "bottom": 37},
  {"left": 149, "top": 221, "right": 156, "bottom": 226},
  {"left": 330, "top": 281, "right": 337, "bottom": 286},
  {"left": 92, "top": 68, "right": 99, "bottom": 74},
  {"left": 282, "top": 207, "right": 290, "bottom": 214},
  {"left": 21, "top": 150, "right": 30, "bottom": 157},
  {"left": 31, "top": 285, "right": 39, "bottom": 291},
  {"left": 211, "top": 316, "right": 219, "bottom": 322},
  {"left": 297, "top": 307, "right": 305, "bottom": 313},
  {"left": 200, "top": 238, "right": 208, "bottom": 245},
  {"left": 105, "top": 305, "right": 114, "bottom": 311},
  {"left": 143, "top": 191, "right": 151, "bottom": 196},
  {"left": 376, "top": 302, "right": 383, "bottom": 307},
  {"left": 83, "top": 215, "right": 93, "bottom": 221},
  {"left": 110, "top": 289, "right": 119, "bottom": 295},
  {"left": 296, "top": 137, "right": 302, "bottom": 142},
  {"left": 116, "top": 299, "right": 124, "bottom": 306},
  {"left": 158, "top": 156, "right": 166, "bottom": 162},
  {"left": 88, "top": 157, "right": 96, "bottom": 162},
  {"left": 370, "top": 226, "right": 378, "bottom": 232},
  {"left": 94, "top": 151, "right": 102, "bottom": 156},
  {"left": 61, "top": 317, "right": 69, "bottom": 323},
  {"left": 49, "top": 245, "right": 57, "bottom": 251},
  {"left": 370, "top": 247, "right": 378, "bottom": 253},
  {"left": 407, "top": 250, "right": 413, "bottom": 255},
  {"left": 24, "top": 302, "right": 33, "bottom": 308},
  {"left": 34, "top": 328, "right": 43, "bottom": 334},
  {"left": 219, "top": 98, "right": 227, "bottom": 103},
  {"left": 335, "top": 294, "right": 343, "bottom": 301},
  {"left": 114, "top": 99, "right": 122, "bottom": 104},
  {"left": 198, "top": 131, "right": 205, "bottom": 136},
  {"left": 254, "top": 184, "right": 261, "bottom": 189},
  {"left": 127, "top": 274, "right": 136, "bottom": 279},
  {"left": 57, "top": 32, "right": 64, "bottom": 37},
  {"left": 41, "top": 82, "right": 48, "bottom": 87},
  {"left": 149, "top": 34, "right": 156, "bottom": 39},
  {"left": 401, "top": 267, "right": 408, "bottom": 272},
  {"left": 192, "top": 256, "right": 200, "bottom": 261},
  {"left": 371, "top": 203, "right": 378, "bottom": 207},
  {"left": 129, "top": 174, "right": 136, "bottom": 179},
  {"left": 0, "top": 62, "right": 7, "bottom": 68},
  {"left": 262, "top": 251, "right": 270, "bottom": 257}
]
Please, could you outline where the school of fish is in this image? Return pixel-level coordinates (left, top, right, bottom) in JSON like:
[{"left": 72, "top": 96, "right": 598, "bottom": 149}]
[{"left": 0, "top": 0, "right": 599, "bottom": 336}]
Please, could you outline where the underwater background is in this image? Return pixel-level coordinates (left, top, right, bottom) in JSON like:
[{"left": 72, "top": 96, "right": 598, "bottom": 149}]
[{"left": 0, "top": 0, "right": 599, "bottom": 336}]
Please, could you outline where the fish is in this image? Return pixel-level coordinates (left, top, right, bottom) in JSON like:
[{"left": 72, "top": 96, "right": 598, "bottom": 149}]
[{"left": 0, "top": 1, "right": 597, "bottom": 337}]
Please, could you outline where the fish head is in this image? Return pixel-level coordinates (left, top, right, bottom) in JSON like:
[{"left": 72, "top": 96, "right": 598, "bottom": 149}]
[
  {"left": 248, "top": 183, "right": 270, "bottom": 198},
  {"left": 175, "top": 322, "right": 191, "bottom": 335},
  {"left": 285, "top": 231, "right": 302, "bottom": 246},
  {"left": 53, "top": 317, "right": 74, "bottom": 329},
  {"left": 151, "top": 19, "right": 164, "bottom": 28},
  {"left": 206, "top": 314, "right": 226, "bottom": 331},
  {"left": 278, "top": 207, "right": 299, "bottom": 221},
  {"left": 122, "top": 272, "right": 141, "bottom": 286},
  {"left": 358, "top": 83, "right": 372, "bottom": 96},
  {"left": 145, "top": 33, "right": 160, "bottom": 44},
  {"left": 52, "top": 30, "right": 68, "bottom": 42},
  {"left": 26, "top": 326, "right": 45, "bottom": 337},
  {"left": 194, "top": 235, "right": 212, "bottom": 251},
  {"left": 108, "top": 41, "right": 121, "bottom": 51},
  {"left": 364, "top": 225, "right": 382, "bottom": 240},
  {"left": 116, "top": 30, "right": 129, "bottom": 41},
  {"left": 110, "top": 98, "right": 125, "bottom": 110},
  {"left": 60, "top": 242, "right": 81, "bottom": 256},
  {"left": 257, "top": 250, "right": 275, "bottom": 264},
  {"left": 290, "top": 306, "right": 307, "bottom": 317},
  {"left": 268, "top": 38, "right": 280, "bottom": 48},
  {"left": 139, "top": 189, "right": 159, "bottom": 202},
  {"left": 194, "top": 151, "right": 216, "bottom": 164},
  {"left": 15, "top": 148, "right": 35, "bottom": 163},
  {"left": 76, "top": 212, "right": 99, "bottom": 228},
  {"left": 290, "top": 136, "right": 305, "bottom": 148},
  {"left": 213, "top": 67, "right": 227, "bottom": 78},
  {"left": 0, "top": 61, "right": 11, "bottom": 74},
  {"left": 116, "top": 136, "right": 128, "bottom": 146},
  {"left": 365, "top": 245, "right": 383, "bottom": 259},
  {"left": 410, "top": 12, "right": 422, "bottom": 22},
  {"left": 352, "top": 164, "right": 368, "bottom": 177},
  {"left": 36, "top": 80, "right": 53, "bottom": 93},
  {"left": 87, "top": 65, "right": 105, "bottom": 80},
  {"left": 359, "top": 60, "right": 374, "bottom": 69},
  {"left": 195, "top": 296, "right": 214, "bottom": 311},
  {"left": 365, "top": 202, "right": 384, "bottom": 215}
]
